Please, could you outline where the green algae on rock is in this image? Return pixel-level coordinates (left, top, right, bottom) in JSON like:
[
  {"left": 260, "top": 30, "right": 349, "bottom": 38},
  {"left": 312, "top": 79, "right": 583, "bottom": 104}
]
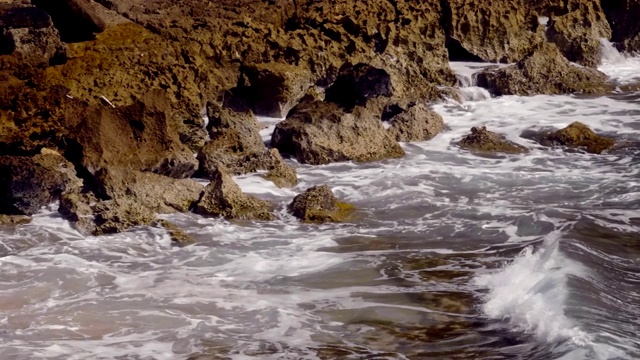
[
  {"left": 543, "top": 121, "right": 615, "bottom": 154},
  {"left": 457, "top": 126, "right": 528, "bottom": 155},
  {"left": 288, "top": 185, "right": 354, "bottom": 223}
]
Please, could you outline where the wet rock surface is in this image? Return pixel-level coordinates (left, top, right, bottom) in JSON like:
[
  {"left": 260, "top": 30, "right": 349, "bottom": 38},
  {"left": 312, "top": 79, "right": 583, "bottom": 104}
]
[
  {"left": 271, "top": 100, "right": 405, "bottom": 165},
  {"left": 476, "top": 43, "right": 610, "bottom": 96},
  {"left": 534, "top": 121, "right": 616, "bottom": 154},
  {"left": 194, "top": 166, "right": 274, "bottom": 221},
  {"left": 288, "top": 185, "right": 354, "bottom": 223},
  {"left": 0, "top": 153, "right": 81, "bottom": 215},
  {"left": 602, "top": 0, "right": 640, "bottom": 52},
  {"left": 457, "top": 126, "right": 528, "bottom": 154},
  {"left": 386, "top": 103, "right": 446, "bottom": 142}
]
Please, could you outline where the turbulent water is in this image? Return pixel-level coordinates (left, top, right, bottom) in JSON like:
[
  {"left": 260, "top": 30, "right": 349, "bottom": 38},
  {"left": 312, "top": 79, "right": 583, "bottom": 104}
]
[{"left": 1, "top": 47, "right": 639, "bottom": 360}]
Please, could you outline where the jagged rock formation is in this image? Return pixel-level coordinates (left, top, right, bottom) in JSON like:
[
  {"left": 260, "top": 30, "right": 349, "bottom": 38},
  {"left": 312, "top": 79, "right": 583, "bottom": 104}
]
[
  {"left": 385, "top": 102, "right": 446, "bottom": 142},
  {"left": 476, "top": 43, "right": 610, "bottom": 96}
]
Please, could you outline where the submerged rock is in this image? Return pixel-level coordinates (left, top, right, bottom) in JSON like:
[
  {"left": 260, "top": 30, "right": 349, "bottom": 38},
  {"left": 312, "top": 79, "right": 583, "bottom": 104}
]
[
  {"left": 0, "top": 214, "right": 32, "bottom": 227},
  {"left": 538, "top": 121, "right": 615, "bottom": 154},
  {"left": 457, "top": 126, "right": 528, "bottom": 154},
  {"left": 154, "top": 219, "right": 195, "bottom": 245},
  {"left": 385, "top": 103, "right": 446, "bottom": 142},
  {"left": 271, "top": 100, "right": 404, "bottom": 165},
  {"left": 288, "top": 185, "right": 354, "bottom": 223},
  {"left": 325, "top": 63, "right": 393, "bottom": 111},
  {"left": 476, "top": 43, "right": 611, "bottom": 96},
  {"left": 0, "top": 153, "right": 82, "bottom": 215},
  {"left": 194, "top": 166, "right": 274, "bottom": 221}
]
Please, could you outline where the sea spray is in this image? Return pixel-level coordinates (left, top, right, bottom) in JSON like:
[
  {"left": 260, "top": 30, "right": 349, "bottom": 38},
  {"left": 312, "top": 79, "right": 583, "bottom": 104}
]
[{"left": 475, "top": 230, "right": 593, "bottom": 347}]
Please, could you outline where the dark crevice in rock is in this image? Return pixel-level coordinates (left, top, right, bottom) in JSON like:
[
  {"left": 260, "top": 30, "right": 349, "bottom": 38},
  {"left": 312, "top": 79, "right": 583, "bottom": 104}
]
[
  {"left": 0, "top": 31, "right": 14, "bottom": 55},
  {"left": 31, "top": 0, "right": 100, "bottom": 43},
  {"left": 439, "top": 0, "right": 484, "bottom": 62}
]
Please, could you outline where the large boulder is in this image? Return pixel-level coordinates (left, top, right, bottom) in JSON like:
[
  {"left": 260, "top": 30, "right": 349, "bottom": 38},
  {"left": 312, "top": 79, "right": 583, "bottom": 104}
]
[
  {"left": 457, "top": 126, "right": 528, "bottom": 154},
  {"left": 602, "top": 0, "right": 640, "bottom": 52},
  {"left": 0, "top": 6, "right": 67, "bottom": 66},
  {"left": 536, "top": 121, "right": 615, "bottom": 154},
  {"left": 545, "top": 1, "right": 611, "bottom": 67},
  {"left": 70, "top": 90, "right": 197, "bottom": 179},
  {"left": 325, "top": 63, "right": 393, "bottom": 111},
  {"left": 0, "top": 152, "right": 82, "bottom": 215},
  {"left": 476, "top": 43, "right": 611, "bottom": 96},
  {"left": 271, "top": 100, "right": 405, "bottom": 165},
  {"left": 385, "top": 103, "right": 446, "bottom": 142},
  {"left": 194, "top": 166, "right": 274, "bottom": 221},
  {"left": 288, "top": 185, "right": 354, "bottom": 223}
]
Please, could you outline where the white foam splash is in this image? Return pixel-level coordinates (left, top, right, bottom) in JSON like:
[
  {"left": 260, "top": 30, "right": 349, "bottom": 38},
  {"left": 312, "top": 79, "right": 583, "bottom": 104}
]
[
  {"left": 598, "top": 39, "right": 640, "bottom": 84},
  {"left": 475, "top": 230, "right": 593, "bottom": 346}
]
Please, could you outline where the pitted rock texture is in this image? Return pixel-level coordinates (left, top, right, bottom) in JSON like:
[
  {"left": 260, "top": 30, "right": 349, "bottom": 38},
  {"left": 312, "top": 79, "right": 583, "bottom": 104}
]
[{"left": 271, "top": 100, "right": 405, "bottom": 165}]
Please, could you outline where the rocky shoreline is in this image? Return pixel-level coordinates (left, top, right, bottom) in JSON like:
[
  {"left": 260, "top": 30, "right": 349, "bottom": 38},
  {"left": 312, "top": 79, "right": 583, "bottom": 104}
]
[{"left": 0, "top": 0, "right": 638, "bottom": 235}]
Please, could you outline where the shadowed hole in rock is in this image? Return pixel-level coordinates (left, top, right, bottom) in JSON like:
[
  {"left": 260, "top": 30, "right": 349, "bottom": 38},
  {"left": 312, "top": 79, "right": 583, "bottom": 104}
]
[{"left": 31, "top": 0, "right": 101, "bottom": 43}]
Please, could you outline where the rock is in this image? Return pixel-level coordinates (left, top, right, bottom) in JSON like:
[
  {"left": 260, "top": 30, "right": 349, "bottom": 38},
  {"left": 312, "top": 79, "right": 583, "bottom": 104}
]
[
  {"left": 442, "top": 0, "right": 544, "bottom": 62},
  {"left": 541, "top": 121, "right": 615, "bottom": 154},
  {"left": 457, "top": 126, "right": 528, "bottom": 154},
  {"left": 206, "top": 102, "right": 264, "bottom": 153},
  {"left": 602, "top": 0, "right": 640, "bottom": 52},
  {"left": 476, "top": 42, "right": 611, "bottom": 96},
  {"left": 271, "top": 100, "right": 405, "bottom": 165},
  {"left": 93, "top": 168, "right": 204, "bottom": 214},
  {"left": 262, "top": 149, "right": 298, "bottom": 188},
  {"left": 386, "top": 103, "right": 446, "bottom": 142},
  {"left": 288, "top": 185, "right": 354, "bottom": 223},
  {"left": 0, "top": 6, "right": 67, "bottom": 66},
  {"left": 325, "top": 63, "right": 392, "bottom": 111},
  {"left": 59, "top": 190, "right": 158, "bottom": 235},
  {"left": 230, "top": 63, "right": 313, "bottom": 118},
  {"left": 0, "top": 153, "right": 82, "bottom": 215},
  {"left": 177, "top": 113, "right": 209, "bottom": 152},
  {"left": 70, "top": 90, "right": 197, "bottom": 179},
  {"left": 155, "top": 219, "right": 195, "bottom": 245},
  {"left": 194, "top": 166, "right": 274, "bottom": 221},
  {"left": 546, "top": 1, "right": 611, "bottom": 67},
  {"left": 0, "top": 214, "right": 32, "bottom": 227}
]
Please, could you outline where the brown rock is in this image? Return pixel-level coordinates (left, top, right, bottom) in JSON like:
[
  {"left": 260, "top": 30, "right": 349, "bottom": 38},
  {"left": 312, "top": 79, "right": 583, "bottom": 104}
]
[
  {"left": 271, "top": 100, "right": 405, "bottom": 165},
  {"left": 476, "top": 42, "right": 611, "bottom": 96},
  {"left": 0, "top": 6, "right": 67, "bottom": 67},
  {"left": 386, "top": 103, "right": 446, "bottom": 142},
  {"left": 288, "top": 185, "right": 354, "bottom": 223},
  {"left": 155, "top": 219, "right": 195, "bottom": 245},
  {"left": 546, "top": 1, "right": 611, "bottom": 67},
  {"left": 0, "top": 214, "right": 32, "bottom": 227},
  {"left": 262, "top": 149, "right": 298, "bottom": 188},
  {"left": 0, "top": 153, "right": 82, "bottom": 215},
  {"left": 206, "top": 102, "right": 264, "bottom": 153},
  {"left": 457, "top": 126, "right": 528, "bottom": 154},
  {"left": 71, "top": 90, "right": 197, "bottom": 179},
  {"left": 93, "top": 168, "right": 204, "bottom": 214},
  {"left": 542, "top": 121, "right": 615, "bottom": 154},
  {"left": 194, "top": 166, "right": 274, "bottom": 221},
  {"left": 443, "top": 0, "right": 544, "bottom": 62}
]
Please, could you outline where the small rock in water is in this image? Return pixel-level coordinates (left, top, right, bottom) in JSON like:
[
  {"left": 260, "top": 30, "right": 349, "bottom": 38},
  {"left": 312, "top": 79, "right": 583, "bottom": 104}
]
[
  {"left": 540, "top": 121, "right": 615, "bottom": 154},
  {"left": 288, "top": 185, "right": 354, "bottom": 223},
  {"left": 385, "top": 102, "right": 446, "bottom": 142},
  {"left": 155, "top": 219, "right": 195, "bottom": 245},
  {"left": 457, "top": 126, "right": 528, "bottom": 154},
  {"left": 0, "top": 214, "right": 32, "bottom": 227}
]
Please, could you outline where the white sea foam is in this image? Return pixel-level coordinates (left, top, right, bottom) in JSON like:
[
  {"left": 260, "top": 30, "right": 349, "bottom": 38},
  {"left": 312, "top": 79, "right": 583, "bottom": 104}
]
[{"left": 475, "top": 230, "right": 592, "bottom": 345}]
